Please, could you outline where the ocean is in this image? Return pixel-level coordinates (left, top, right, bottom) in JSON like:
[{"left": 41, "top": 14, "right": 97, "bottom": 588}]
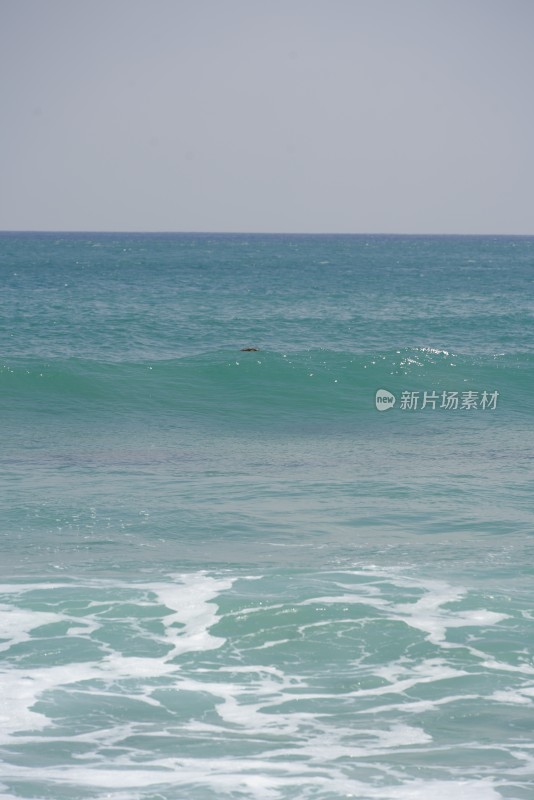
[{"left": 0, "top": 231, "right": 533, "bottom": 799}]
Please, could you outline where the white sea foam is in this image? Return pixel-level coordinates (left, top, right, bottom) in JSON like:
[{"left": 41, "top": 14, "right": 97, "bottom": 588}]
[
  {"left": 0, "top": 762, "right": 507, "bottom": 800},
  {"left": 0, "top": 604, "right": 63, "bottom": 651},
  {"left": 0, "top": 569, "right": 530, "bottom": 799},
  {"left": 146, "top": 572, "right": 236, "bottom": 657}
]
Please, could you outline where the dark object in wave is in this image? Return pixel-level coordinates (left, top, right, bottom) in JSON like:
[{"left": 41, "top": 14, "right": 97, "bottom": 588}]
[{"left": 240, "top": 347, "right": 259, "bottom": 352}]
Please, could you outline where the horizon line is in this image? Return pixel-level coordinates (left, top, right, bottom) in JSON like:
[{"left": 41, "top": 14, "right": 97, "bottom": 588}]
[{"left": 1, "top": 229, "right": 534, "bottom": 238}]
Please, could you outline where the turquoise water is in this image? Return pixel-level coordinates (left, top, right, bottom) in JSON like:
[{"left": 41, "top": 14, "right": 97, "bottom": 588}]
[{"left": 0, "top": 232, "right": 533, "bottom": 799}]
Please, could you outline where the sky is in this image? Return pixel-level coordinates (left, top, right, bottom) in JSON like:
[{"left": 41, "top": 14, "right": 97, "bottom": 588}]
[{"left": 1, "top": 0, "right": 533, "bottom": 234}]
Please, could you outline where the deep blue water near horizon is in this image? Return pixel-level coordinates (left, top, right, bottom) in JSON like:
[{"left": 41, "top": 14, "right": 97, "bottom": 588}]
[{"left": 0, "top": 232, "right": 533, "bottom": 799}]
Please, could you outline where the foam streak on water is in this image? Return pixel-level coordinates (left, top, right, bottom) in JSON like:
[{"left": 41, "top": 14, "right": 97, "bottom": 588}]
[{"left": 0, "top": 568, "right": 533, "bottom": 799}]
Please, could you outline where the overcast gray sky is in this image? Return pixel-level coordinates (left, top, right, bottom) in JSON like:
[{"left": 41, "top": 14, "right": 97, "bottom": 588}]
[{"left": 1, "top": 0, "right": 533, "bottom": 233}]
